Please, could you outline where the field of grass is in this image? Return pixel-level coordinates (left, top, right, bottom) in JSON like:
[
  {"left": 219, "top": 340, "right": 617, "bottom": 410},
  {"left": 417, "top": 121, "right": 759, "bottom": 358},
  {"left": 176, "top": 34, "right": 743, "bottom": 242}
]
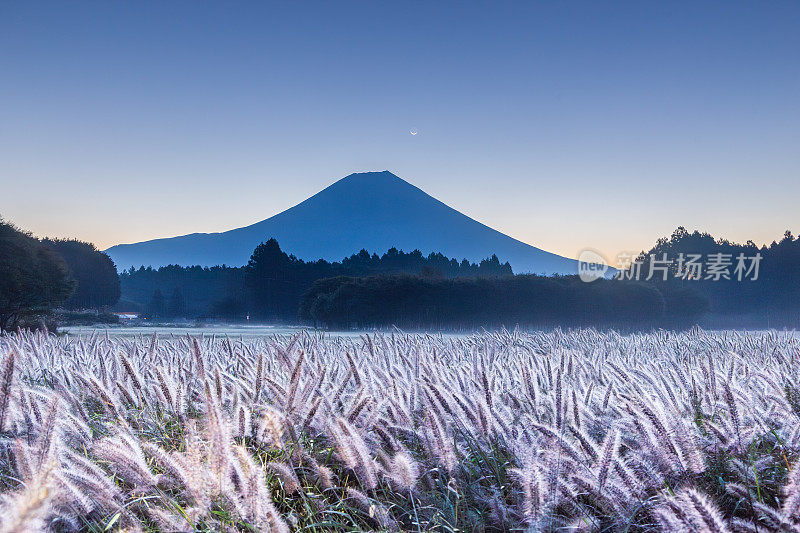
[{"left": 0, "top": 328, "right": 799, "bottom": 532}]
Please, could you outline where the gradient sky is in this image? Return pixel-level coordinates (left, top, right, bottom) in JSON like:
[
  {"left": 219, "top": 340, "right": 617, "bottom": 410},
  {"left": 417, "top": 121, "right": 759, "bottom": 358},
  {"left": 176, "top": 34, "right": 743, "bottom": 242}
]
[{"left": 1, "top": 1, "right": 798, "bottom": 265}]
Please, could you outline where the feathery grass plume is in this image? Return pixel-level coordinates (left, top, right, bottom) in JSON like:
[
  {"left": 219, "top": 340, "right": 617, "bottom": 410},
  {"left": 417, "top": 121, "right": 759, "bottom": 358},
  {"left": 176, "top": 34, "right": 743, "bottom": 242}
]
[
  {"left": 612, "top": 457, "right": 646, "bottom": 499},
  {"left": 12, "top": 438, "right": 37, "bottom": 481},
  {"left": 253, "top": 351, "right": 264, "bottom": 401},
  {"left": 190, "top": 337, "right": 206, "bottom": 379},
  {"left": 474, "top": 393, "right": 492, "bottom": 436},
  {"left": 214, "top": 365, "right": 223, "bottom": 402},
  {"left": 27, "top": 391, "right": 43, "bottom": 425},
  {"left": 54, "top": 383, "right": 89, "bottom": 422},
  {"left": 659, "top": 374, "right": 682, "bottom": 414},
  {"left": 153, "top": 365, "right": 176, "bottom": 410},
  {"left": 785, "top": 382, "right": 800, "bottom": 418},
  {"left": 0, "top": 462, "right": 55, "bottom": 533},
  {"left": 554, "top": 365, "right": 564, "bottom": 430},
  {"left": 230, "top": 445, "right": 289, "bottom": 533},
  {"left": 488, "top": 489, "right": 511, "bottom": 529},
  {"left": 85, "top": 375, "right": 127, "bottom": 428},
  {"left": 727, "top": 487, "right": 796, "bottom": 532},
  {"left": 346, "top": 391, "right": 373, "bottom": 423},
  {"left": 141, "top": 441, "right": 202, "bottom": 502},
  {"left": 147, "top": 331, "right": 158, "bottom": 358},
  {"left": 511, "top": 464, "right": 544, "bottom": 525},
  {"left": 630, "top": 398, "right": 687, "bottom": 472},
  {"left": 234, "top": 403, "right": 251, "bottom": 438},
  {"left": 388, "top": 450, "right": 419, "bottom": 492},
  {"left": 96, "top": 349, "right": 109, "bottom": 387},
  {"left": 652, "top": 494, "right": 693, "bottom": 529},
  {"left": 656, "top": 487, "right": 732, "bottom": 533},
  {"left": 670, "top": 417, "right": 705, "bottom": 474},
  {"left": 425, "top": 382, "right": 454, "bottom": 416},
  {"left": 584, "top": 381, "right": 594, "bottom": 406},
  {"left": 202, "top": 380, "right": 232, "bottom": 481},
  {"left": 480, "top": 363, "right": 493, "bottom": 409},
  {"left": 299, "top": 363, "right": 326, "bottom": 404},
  {"left": 119, "top": 353, "right": 143, "bottom": 392},
  {"left": 345, "top": 350, "right": 363, "bottom": 387},
  {"left": 672, "top": 360, "right": 690, "bottom": 392},
  {"left": 268, "top": 462, "right": 301, "bottom": 494},
  {"left": 595, "top": 427, "right": 618, "bottom": 489},
  {"left": 571, "top": 470, "right": 626, "bottom": 519},
  {"left": 256, "top": 406, "right": 286, "bottom": 448},
  {"left": 115, "top": 380, "right": 137, "bottom": 408},
  {"left": 449, "top": 390, "right": 480, "bottom": 427},
  {"left": 284, "top": 349, "right": 305, "bottom": 413},
  {"left": 36, "top": 395, "right": 62, "bottom": 466},
  {"left": 15, "top": 388, "right": 33, "bottom": 432},
  {"left": 331, "top": 367, "right": 354, "bottom": 406},
  {"left": 49, "top": 471, "right": 96, "bottom": 518},
  {"left": 783, "top": 458, "right": 800, "bottom": 518},
  {"left": 423, "top": 407, "right": 457, "bottom": 473},
  {"left": 0, "top": 350, "right": 16, "bottom": 432},
  {"left": 602, "top": 383, "right": 613, "bottom": 410},
  {"left": 300, "top": 395, "right": 322, "bottom": 430},
  {"left": 684, "top": 488, "right": 731, "bottom": 533},
  {"left": 531, "top": 422, "right": 583, "bottom": 464},
  {"left": 345, "top": 487, "right": 400, "bottom": 532},
  {"left": 147, "top": 507, "right": 195, "bottom": 533},
  {"left": 263, "top": 374, "right": 286, "bottom": 399},
  {"left": 570, "top": 426, "right": 599, "bottom": 462},
  {"left": 373, "top": 423, "right": 400, "bottom": 453},
  {"left": 707, "top": 352, "right": 717, "bottom": 400},
  {"left": 304, "top": 453, "right": 334, "bottom": 489},
  {"left": 93, "top": 433, "right": 158, "bottom": 488},
  {"left": 335, "top": 417, "right": 379, "bottom": 489},
  {"left": 722, "top": 379, "right": 743, "bottom": 448},
  {"left": 62, "top": 448, "right": 123, "bottom": 504}
]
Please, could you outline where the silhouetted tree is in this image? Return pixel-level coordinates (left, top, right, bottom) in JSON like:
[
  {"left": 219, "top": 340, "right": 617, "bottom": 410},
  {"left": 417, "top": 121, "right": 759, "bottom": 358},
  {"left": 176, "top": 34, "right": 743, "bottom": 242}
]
[
  {"left": 0, "top": 219, "right": 75, "bottom": 330},
  {"left": 246, "top": 238, "right": 291, "bottom": 319},
  {"left": 41, "top": 238, "right": 120, "bottom": 309}
]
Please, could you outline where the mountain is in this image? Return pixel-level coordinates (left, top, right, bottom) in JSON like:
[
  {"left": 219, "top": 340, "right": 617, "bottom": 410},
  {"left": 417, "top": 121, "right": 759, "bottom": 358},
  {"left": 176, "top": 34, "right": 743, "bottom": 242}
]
[{"left": 105, "top": 171, "right": 580, "bottom": 275}]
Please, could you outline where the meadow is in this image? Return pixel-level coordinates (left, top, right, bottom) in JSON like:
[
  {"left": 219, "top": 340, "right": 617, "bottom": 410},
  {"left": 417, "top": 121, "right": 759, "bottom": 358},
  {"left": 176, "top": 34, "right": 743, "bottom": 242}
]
[{"left": 0, "top": 328, "right": 799, "bottom": 532}]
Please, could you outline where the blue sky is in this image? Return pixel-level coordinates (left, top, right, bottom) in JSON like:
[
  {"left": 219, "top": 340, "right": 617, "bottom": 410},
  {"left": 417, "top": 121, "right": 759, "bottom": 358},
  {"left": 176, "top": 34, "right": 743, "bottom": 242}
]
[{"left": 1, "top": 1, "right": 798, "bottom": 263}]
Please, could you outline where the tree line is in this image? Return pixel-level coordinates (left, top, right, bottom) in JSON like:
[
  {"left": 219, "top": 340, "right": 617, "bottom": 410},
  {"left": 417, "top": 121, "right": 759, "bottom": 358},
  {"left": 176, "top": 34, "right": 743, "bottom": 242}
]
[
  {"left": 120, "top": 228, "right": 800, "bottom": 329},
  {"left": 0, "top": 218, "right": 120, "bottom": 331},
  {"left": 298, "top": 274, "right": 708, "bottom": 329},
  {"left": 299, "top": 226, "right": 800, "bottom": 330},
  {"left": 633, "top": 226, "right": 800, "bottom": 327},
  {"left": 121, "top": 238, "right": 513, "bottom": 320}
]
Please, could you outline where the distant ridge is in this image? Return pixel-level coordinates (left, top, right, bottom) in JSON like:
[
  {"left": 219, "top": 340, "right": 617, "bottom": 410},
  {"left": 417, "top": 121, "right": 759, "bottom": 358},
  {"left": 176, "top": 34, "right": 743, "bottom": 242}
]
[{"left": 105, "top": 171, "right": 580, "bottom": 275}]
